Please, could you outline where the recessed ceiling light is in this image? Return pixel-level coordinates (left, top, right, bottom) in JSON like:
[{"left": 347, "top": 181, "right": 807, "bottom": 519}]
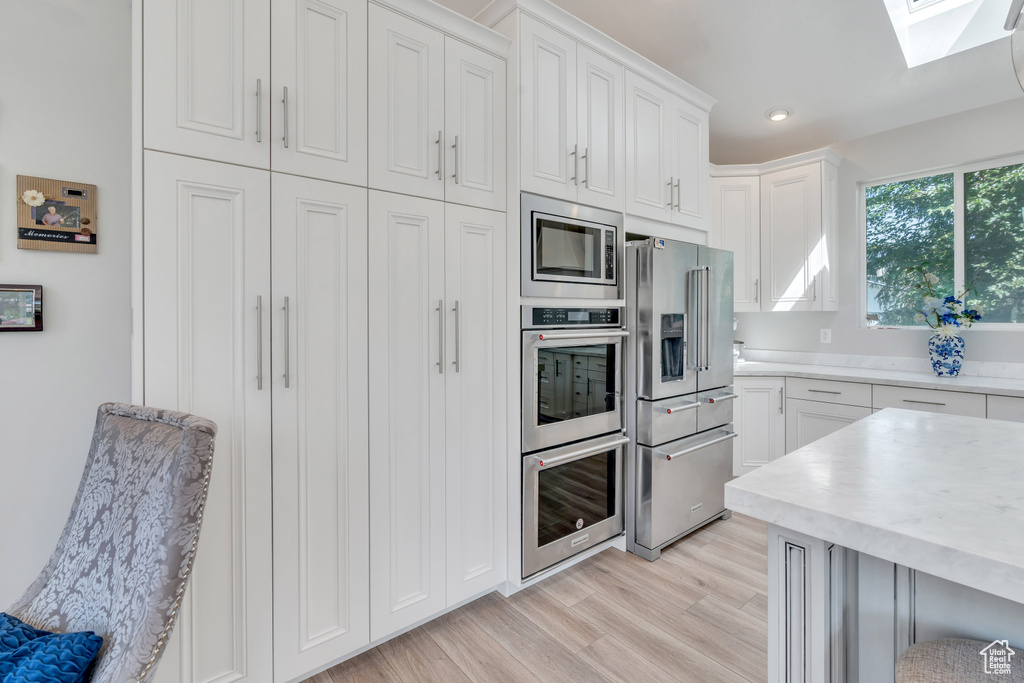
[{"left": 766, "top": 108, "right": 791, "bottom": 122}]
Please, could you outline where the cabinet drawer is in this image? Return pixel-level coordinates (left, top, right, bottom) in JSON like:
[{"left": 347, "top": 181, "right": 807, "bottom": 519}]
[
  {"left": 988, "top": 395, "right": 1024, "bottom": 423},
  {"left": 588, "top": 356, "right": 608, "bottom": 372},
  {"left": 636, "top": 396, "right": 699, "bottom": 446},
  {"left": 872, "top": 385, "right": 985, "bottom": 417},
  {"left": 785, "top": 398, "right": 870, "bottom": 454},
  {"left": 787, "top": 377, "right": 871, "bottom": 408}
]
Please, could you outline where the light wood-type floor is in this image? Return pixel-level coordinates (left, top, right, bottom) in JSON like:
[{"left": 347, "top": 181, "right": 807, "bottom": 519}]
[{"left": 306, "top": 513, "right": 768, "bottom": 683}]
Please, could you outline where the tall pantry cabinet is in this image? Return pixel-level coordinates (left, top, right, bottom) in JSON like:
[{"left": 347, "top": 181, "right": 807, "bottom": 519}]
[{"left": 136, "top": 1, "right": 509, "bottom": 682}]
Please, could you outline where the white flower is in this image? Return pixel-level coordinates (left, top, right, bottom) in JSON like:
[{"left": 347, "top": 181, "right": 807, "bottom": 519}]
[
  {"left": 21, "top": 189, "right": 46, "bottom": 207},
  {"left": 914, "top": 312, "right": 926, "bottom": 324},
  {"left": 923, "top": 296, "right": 942, "bottom": 311},
  {"left": 924, "top": 273, "right": 939, "bottom": 285},
  {"left": 950, "top": 301, "right": 963, "bottom": 314},
  {"left": 974, "top": 306, "right": 984, "bottom": 317},
  {"left": 933, "top": 324, "right": 960, "bottom": 339}
]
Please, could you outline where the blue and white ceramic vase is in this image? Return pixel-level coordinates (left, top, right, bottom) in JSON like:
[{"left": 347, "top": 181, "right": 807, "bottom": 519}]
[{"left": 928, "top": 333, "right": 965, "bottom": 377}]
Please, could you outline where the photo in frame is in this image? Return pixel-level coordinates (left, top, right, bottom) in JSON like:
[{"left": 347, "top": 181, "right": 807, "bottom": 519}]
[
  {"left": 0, "top": 284, "right": 43, "bottom": 331},
  {"left": 17, "top": 175, "right": 97, "bottom": 254}
]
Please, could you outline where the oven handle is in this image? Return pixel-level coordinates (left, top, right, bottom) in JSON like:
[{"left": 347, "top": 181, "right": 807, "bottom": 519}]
[
  {"left": 659, "top": 431, "right": 737, "bottom": 461},
  {"left": 535, "top": 329, "right": 629, "bottom": 341},
  {"left": 532, "top": 435, "right": 630, "bottom": 469}
]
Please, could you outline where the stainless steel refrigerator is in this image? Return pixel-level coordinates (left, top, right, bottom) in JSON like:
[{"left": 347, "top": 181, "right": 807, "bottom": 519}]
[{"left": 625, "top": 237, "right": 737, "bottom": 561}]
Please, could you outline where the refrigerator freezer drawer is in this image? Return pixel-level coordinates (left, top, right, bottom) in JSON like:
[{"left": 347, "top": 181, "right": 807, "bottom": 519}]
[
  {"left": 696, "top": 386, "right": 736, "bottom": 432},
  {"left": 636, "top": 396, "right": 699, "bottom": 446},
  {"left": 636, "top": 426, "right": 736, "bottom": 550}
]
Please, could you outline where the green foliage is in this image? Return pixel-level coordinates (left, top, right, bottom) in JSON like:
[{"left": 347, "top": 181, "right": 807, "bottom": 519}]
[{"left": 965, "top": 163, "right": 1024, "bottom": 323}]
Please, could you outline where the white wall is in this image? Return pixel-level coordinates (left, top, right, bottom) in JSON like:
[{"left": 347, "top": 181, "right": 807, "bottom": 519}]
[
  {"left": 0, "top": 1, "right": 131, "bottom": 607},
  {"left": 736, "top": 96, "right": 1024, "bottom": 364}
]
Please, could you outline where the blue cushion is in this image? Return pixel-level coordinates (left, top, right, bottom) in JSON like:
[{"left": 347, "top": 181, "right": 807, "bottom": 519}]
[{"left": 0, "top": 613, "right": 103, "bottom": 683}]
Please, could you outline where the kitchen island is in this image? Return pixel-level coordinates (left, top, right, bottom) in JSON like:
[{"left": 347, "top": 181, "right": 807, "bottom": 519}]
[{"left": 725, "top": 409, "right": 1024, "bottom": 682}]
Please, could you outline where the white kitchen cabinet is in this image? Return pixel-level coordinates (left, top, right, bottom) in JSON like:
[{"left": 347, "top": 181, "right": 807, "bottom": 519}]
[
  {"left": 734, "top": 377, "right": 786, "bottom": 476},
  {"left": 785, "top": 398, "right": 871, "bottom": 454},
  {"left": 368, "top": 5, "right": 446, "bottom": 201},
  {"left": 667, "top": 96, "right": 709, "bottom": 229},
  {"left": 988, "top": 395, "right": 1024, "bottom": 423},
  {"left": 576, "top": 45, "right": 625, "bottom": 211},
  {"left": 444, "top": 37, "right": 507, "bottom": 212},
  {"left": 711, "top": 176, "right": 760, "bottom": 312},
  {"left": 444, "top": 204, "right": 507, "bottom": 605},
  {"left": 271, "top": 0, "right": 367, "bottom": 185},
  {"left": 144, "top": 0, "right": 271, "bottom": 169},
  {"left": 271, "top": 175, "right": 369, "bottom": 680},
  {"left": 143, "top": 151, "right": 273, "bottom": 683},
  {"left": 367, "top": 190, "right": 447, "bottom": 640}
]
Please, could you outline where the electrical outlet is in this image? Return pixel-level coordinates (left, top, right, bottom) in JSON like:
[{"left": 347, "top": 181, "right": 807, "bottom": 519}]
[{"left": 820, "top": 328, "right": 832, "bottom": 344}]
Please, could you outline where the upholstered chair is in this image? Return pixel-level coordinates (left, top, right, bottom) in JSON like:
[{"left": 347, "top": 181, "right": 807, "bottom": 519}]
[
  {"left": 896, "top": 638, "right": 1024, "bottom": 682},
  {"left": 7, "top": 403, "right": 217, "bottom": 683}
]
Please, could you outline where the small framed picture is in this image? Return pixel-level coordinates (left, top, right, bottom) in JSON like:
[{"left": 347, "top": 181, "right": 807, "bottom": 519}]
[{"left": 0, "top": 284, "right": 43, "bottom": 332}]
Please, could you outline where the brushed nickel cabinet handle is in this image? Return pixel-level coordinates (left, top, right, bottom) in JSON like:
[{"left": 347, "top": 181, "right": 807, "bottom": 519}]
[
  {"left": 282, "top": 86, "right": 289, "bottom": 148},
  {"left": 436, "top": 300, "right": 444, "bottom": 374},
  {"left": 255, "top": 79, "right": 263, "bottom": 143},
  {"left": 570, "top": 144, "right": 579, "bottom": 185},
  {"left": 808, "top": 389, "right": 841, "bottom": 395},
  {"left": 581, "top": 147, "right": 589, "bottom": 187},
  {"left": 754, "top": 278, "right": 759, "bottom": 303},
  {"left": 675, "top": 178, "right": 681, "bottom": 211},
  {"left": 779, "top": 387, "right": 784, "bottom": 413},
  {"left": 903, "top": 399, "right": 946, "bottom": 406},
  {"left": 435, "top": 131, "right": 443, "bottom": 179},
  {"left": 451, "top": 135, "right": 459, "bottom": 184},
  {"left": 452, "top": 300, "right": 460, "bottom": 372},
  {"left": 256, "top": 296, "right": 264, "bottom": 390},
  {"left": 667, "top": 176, "right": 674, "bottom": 206}
]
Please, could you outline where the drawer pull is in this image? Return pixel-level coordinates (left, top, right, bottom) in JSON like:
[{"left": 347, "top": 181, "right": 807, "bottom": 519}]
[
  {"left": 902, "top": 399, "right": 946, "bottom": 406},
  {"left": 705, "top": 393, "right": 737, "bottom": 404},
  {"left": 664, "top": 402, "right": 701, "bottom": 414},
  {"left": 808, "top": 389, "right": 842, "bottom": 395},
  {"left": 661, "top": 432, "right": 738, "bottom": 461}
]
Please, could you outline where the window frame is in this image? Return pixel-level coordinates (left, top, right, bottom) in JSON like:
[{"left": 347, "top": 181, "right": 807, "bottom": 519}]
[{"left": 859, "top": 151, "right": 1024, "bottom": 331}]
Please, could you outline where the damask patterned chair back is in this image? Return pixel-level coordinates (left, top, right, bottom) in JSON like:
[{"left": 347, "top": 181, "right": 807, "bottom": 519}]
[{"left": 7, "top": 403, "right": 217, "bottom": 683}]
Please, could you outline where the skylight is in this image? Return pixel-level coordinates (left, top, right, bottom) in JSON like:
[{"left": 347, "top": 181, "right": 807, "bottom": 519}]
[{"left": 884, "top": 0, "right": 1013, "bottom": 67}]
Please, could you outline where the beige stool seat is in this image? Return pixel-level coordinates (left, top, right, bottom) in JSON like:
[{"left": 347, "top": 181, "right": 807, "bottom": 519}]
[{"left": 896, "top": 638, "right": 1024, "bottom": 682}]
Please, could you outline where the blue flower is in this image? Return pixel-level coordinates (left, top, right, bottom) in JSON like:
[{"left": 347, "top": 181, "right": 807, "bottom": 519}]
[{"left": 940, "top": 313, "right": 956, "bottom": 325}]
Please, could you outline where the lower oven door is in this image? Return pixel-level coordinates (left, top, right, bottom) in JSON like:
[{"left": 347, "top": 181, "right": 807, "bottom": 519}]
[
  {"left": 522, "top": 329, "right": 627, "bottom": 453},
  {"left": 523, "top": 433, "right": 628, "bottom": 578}
]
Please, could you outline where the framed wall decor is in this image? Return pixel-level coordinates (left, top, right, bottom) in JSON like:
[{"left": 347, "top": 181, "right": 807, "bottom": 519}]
[
  {"left": 17, "top": 175, "right": 98, "bottom": 254},
  {"left": 0, "top": 285, "right": 43, "bottom": 331}
]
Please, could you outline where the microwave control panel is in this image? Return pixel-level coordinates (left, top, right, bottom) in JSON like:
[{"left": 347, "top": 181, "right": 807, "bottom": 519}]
[
  {"left": 605, "top": 229, "right": 616, "bottom": 281},
  {"left": 524, "top": 306, "right": 622, "bottom": 329}
]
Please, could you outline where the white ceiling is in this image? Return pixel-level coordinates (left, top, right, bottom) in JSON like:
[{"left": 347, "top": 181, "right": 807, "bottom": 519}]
[{"left": 434, "top": 0, "right": 1024, "bottom": 164}]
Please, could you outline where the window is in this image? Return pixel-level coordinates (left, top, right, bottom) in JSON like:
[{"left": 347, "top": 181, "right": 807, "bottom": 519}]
[{"left": 864, "top": 157, "right": 1024, "bottom": 327}]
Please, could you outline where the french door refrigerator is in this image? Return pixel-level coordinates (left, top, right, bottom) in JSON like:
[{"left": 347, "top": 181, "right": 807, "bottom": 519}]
[{"left": 625, "top": 237, "right": 737, "bottom": 560}]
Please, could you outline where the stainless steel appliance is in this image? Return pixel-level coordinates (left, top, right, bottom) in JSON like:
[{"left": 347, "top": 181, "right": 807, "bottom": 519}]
[
  {"left": 625, "top": 237, "right": 737, "bottom": 561},
  {"left": 521, "top": 306, "right": 627, "bottom": 453},
  {"left": 522, "top": 432, "right": 628, "bottom": 578},
  {"left": 521, "top": 193, "right": 623, "bottom": 299}
]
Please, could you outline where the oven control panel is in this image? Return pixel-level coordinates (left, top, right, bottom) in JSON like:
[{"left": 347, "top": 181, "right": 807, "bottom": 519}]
[{"left": 523, "top": 306, "right": 622, "bottom": 329}]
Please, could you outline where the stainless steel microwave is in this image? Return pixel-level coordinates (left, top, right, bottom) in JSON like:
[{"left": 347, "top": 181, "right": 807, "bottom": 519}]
[{"left": 521, "top": 193, "right": 623, "bottom": 299}]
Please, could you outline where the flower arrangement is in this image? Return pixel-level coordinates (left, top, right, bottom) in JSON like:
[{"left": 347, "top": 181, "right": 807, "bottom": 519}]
[{"left": 906, "top": 264, "right": 982, "bottom": 337}]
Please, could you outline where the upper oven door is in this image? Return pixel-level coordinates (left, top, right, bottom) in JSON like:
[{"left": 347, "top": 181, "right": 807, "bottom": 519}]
[{"left": 522, "top": 328, "right": 627, "bottom": 453}]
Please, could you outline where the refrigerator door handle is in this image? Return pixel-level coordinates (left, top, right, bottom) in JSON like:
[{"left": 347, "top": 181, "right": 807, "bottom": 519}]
[
  {"left": 687, "top": 268, "right": 700, "bottom": 371},
  {"left": 703, "top": 266, "right": 712, "bottom": 371}
]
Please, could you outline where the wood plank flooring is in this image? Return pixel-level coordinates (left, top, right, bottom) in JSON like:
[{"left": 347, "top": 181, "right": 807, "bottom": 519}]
[{"left": 308, "top": 514, "right": 768, "bottom": 683}]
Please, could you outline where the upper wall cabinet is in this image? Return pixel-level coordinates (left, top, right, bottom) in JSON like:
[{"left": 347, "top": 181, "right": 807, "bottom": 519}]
[
  {"left": 711, "top": 176, "right": 760, "bottom": 312},
  {"left": 272, "top": 0, "right": 368, "bottom": 185},
  {"left": 519, "top": 13, "right": 624, "bottom": 211},
  {"left": 144, "top": 0, "right": 271, "bottom": 168},
  {"left": 369, "top": 5, "right": 506, "bottom": 210},
  {"left": 625, "top": 71, "right": 709, "bottom": 229}
]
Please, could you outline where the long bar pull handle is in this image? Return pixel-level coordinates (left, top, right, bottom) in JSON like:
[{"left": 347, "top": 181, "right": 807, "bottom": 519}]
[
  {"left": 570, "top": 144, "right": 579, "bottom": 185},
  {"left": 661, "top": 432, "right": 738, "bottom": 461},
  {"left": 581, "top": 147, "right": 589, "bottom": 188},
  {"left": 754, "top": 278, "right": 759, "bottom": 303},
  {"left": 452, "top": 300, "right": 460, "bottom": 372},
  {"left": 436, "top": 300, "right": 444, "bottom": 374},
  {"left": 705, "top": 393, "right": 738, "bottom": 404},
  {"left": 283, "top": 297, "right": 290, "bottom": 388},
  {"left": 536, "top": 435, "right": 631, "bottom": 468},
  {"left": 808, "top": 389, "right": 842, "bottom": 395},
  {"left": 902, "top": 399, "right": 946, "bottom": 407},
  {"left": 255, "top": 79, "right": 263, "bottom": 143},
  {"left": 256, "top": 296, "right": 264, "bottom": 390},
  {"left": 451, "top": 135, "right": 460, "bottom": 184},
  {"left": 667, "top": 176, "right": 674, "bottom": 206},
  {"left": 662, "top": 402, "right": 700, "bottom": 414},
  {"left": 435, "top": 131, "right": 443, "bottom": 179},
  {"left": 675, "top": 178, "right": 682, "bottom": 211},
  {"left": 536, "top": 329, "right": 630, "bottom": 341},
  {"left": 282, "top": 86, "right": 289, "bottom": 148},
  {"left": 813, "top": 275, "right": 817, "bottom": 301},
  {"left": 703, "top": 267, "right": 712, "bottom": 370},
  {"left": 779, "top": 387, "right": 784, "bottom": 414}
]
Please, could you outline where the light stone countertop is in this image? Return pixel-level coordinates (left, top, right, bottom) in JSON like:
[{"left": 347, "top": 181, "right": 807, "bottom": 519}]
[
  {"left": 734, "top": 359, "right": 1024, "bottom": 398},
  {"left": 725, "top": 409, "right": 1024, "bottom": 603}
]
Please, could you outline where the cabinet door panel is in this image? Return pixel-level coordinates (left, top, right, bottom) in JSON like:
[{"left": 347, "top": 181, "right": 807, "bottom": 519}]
[
  {"left": 368, "top": 191, "right": 446, "bottom": 640},
  {"left": 577, "top": 45, "right": 624, "bottom": 211},
  {"left": 988, "top": 395, "right": 1024, "bottom": 423},
  {"left": 144, "top": 0, "right": 270, "bottom": 167},
  {"left": 761, "top": 164, "right": 821, "bottom": 312},
  {"left": 272, "top": 0, "right": 367, "bottom": 185},
  {"left": 143, "top": 151, "right": 272, "bottom": 683},
  {"left": 785, "top": 399, "right": 870, "bottom": 454},
  {"left": 625, "top": 71, "right": 670, "bottom": 222},
  {"left": 520, "top": 14, "right": 576, "bottom": 201},
  {"left": 711, "top": 176, "right": 760, "bottom": 312},
  {"left": 669, "top": 97, "right": 709, "bottom": 229},
  {"left": 733, "top": 377, "right": 785, "bottom": 476},
  {"left": 444, "top": 205, "right": 507, "bottom": 605},
  {"left": 445, "top": 38, "right": 506, "bottom": 211},
  {"left": 368, "top": 6, "right": 445, "bottom": 200},
  {"left": 272, "top": 174, "right": 369, "bottom": 679}
]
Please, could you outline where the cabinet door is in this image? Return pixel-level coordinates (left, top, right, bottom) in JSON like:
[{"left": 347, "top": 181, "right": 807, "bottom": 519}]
[
  {"left": 519, "top": 13, "right": 577, "bottom": 201},
  {"left": 669, "top": 96, "right": 709, "bottom": 229},
  {"left": 444, "top": 204, "right": 507, "bottom": 605},
  {"left": 272, "top": 0, "right": 367, "bottom": 185},
  {"left": 733, "top": 377, "right": 785, "bottom": 476},
  {"left": 368, "top": 6, "right": 445, "bottom": 200},
  {"left": 820, "top": 161, "right": 840, "bottom": 312},
  {"left": 368, "top": 191, "right": 446, "bottom": 640},
  {"left": 444, "top": 37, "right": 507, "bottom": 211},
  {"left": 144, "top": 0, "right": 270, "bottom": 168},
  {"left": 711, "top": 176, "right": 761, "bottom": 312},
  {"left": 271, "top": 174, "right": 369, "bottom": 679},
  {"left": 988, "top": 395, "right": 1024, "bottom": 423},
  {"left": 785, "top": 399, "right": 870, "bottom": 454},
  {"left": 760, "top": 163, "right": 821, "bottom": 312},
  {"left": 625, "top": 70, "right": 671, "bottom": 222},
  {"left": 576, "top": 45, "right": 624, "bottom": 211},
  {"left": 143, "top": 151, "right": 272, "bottom": 683}
]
